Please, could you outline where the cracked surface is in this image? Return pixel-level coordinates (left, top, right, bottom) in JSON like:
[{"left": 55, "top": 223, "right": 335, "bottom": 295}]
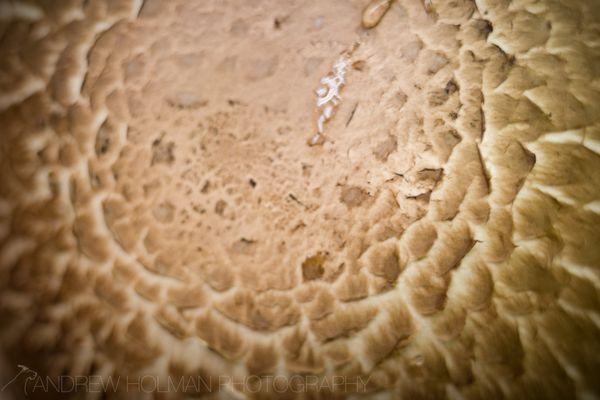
[{"left": 0, "top": 0, "right": 599, "bottom": 399}]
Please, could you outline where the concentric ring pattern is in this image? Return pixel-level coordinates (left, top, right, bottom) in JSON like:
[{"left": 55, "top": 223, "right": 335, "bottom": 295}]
[{"left": 0, "top": 0, "right": 599, "bottom": 399}]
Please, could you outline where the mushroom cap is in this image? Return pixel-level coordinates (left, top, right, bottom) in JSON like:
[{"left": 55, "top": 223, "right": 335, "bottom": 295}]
[{"left": 0, "top": 0, "right": 599, "bottom": 398}]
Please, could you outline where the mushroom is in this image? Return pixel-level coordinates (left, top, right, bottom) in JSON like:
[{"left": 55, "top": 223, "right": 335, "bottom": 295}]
[{"left": 0, "top": 0, "right": 598, "bottom": 399}]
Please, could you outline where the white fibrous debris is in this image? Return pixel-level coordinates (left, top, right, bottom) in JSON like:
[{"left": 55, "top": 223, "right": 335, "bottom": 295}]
[{"left": 309, "top": 56, "right": 350, "bottom": 145}]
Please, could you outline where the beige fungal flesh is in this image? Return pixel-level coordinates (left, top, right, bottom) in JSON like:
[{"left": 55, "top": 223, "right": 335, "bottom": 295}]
[
  {"left": 362, "top": 0, "right": 393, "bottom": 29},
  {"left": 0, "top": 0, "right": 599, "bottom": 399}
]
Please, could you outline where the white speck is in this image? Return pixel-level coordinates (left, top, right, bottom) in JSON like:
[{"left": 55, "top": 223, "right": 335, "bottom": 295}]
[{"left": 314, "top": 56, "right": 349, "bottom": 134}]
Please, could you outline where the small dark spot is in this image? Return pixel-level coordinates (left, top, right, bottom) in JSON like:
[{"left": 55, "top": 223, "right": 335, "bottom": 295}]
[
  {"left": 274, "top": 15, "right": 288, "bottom": 29},
  {"left": 444, "top": 79, "right": 459, "bottom": 95},
  {"left": 340, "top": 186, "right": 369, "bottom": 207},
  {"left": 151, "top": 137, "right": 175, "bottom": 165},
  {"left": 193, "top": 204, "right": 206, "bottom": 214},
  {"left": 292, "top": 221, "right": 306, "bottom": 232},
  {"left": 482, "top": 20, "right": 493, "bottom": 36},
  {"left": 201, "top": 181, "right": 211, "bottom": 193},
  {"left": 98, "top": 140, "right": 109, "bottom": 154},
  {"left": 417, "top": 168, "right": 443, "bottom": 182},
  {"left": 249, "top": 178, "right": 256, "bottom": 188},
  {"left": 95, "top": 123, "right": 113, "bottom": 156},
  {"left": 215, "top": 200, "right": 226, "bottom": 215},
  {"left": 395, "top": 90, "right": 408, "bottom": 108},
  {"left": 302, "top": 252, "right": 327, "bottom": 281},
  {"left": 352, "top": 60, "right": 366, "bottom": 71}
]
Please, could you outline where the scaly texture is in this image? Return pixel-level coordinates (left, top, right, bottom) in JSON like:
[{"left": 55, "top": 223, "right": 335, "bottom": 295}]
[{"left": 0, "top": 0, "right": 599, "bottom": 399}]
